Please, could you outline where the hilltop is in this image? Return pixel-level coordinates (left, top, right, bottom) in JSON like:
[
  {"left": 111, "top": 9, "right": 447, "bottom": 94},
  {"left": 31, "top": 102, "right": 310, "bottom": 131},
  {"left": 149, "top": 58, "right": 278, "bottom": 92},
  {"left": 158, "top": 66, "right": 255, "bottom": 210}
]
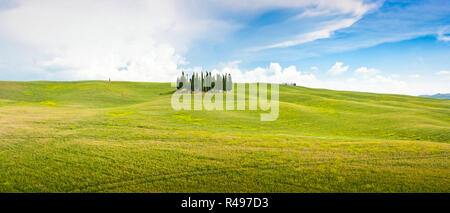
[{"left": 0, "top": 81, "right": 449, "bottom": 192}]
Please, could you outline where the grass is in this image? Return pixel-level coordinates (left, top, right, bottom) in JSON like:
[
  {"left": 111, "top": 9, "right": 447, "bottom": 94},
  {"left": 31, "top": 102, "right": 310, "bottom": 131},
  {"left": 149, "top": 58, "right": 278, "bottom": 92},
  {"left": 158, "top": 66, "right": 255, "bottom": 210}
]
[{"left": 0, "top": 80, "right": 449, "bottom": 192}]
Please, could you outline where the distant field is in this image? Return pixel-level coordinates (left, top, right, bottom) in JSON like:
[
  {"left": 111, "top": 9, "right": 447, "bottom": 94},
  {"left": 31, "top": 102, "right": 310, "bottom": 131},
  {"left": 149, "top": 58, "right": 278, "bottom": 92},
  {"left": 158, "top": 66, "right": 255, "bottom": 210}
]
[{"left": 0, "top": 81, "right": 449, "bottom": 192}]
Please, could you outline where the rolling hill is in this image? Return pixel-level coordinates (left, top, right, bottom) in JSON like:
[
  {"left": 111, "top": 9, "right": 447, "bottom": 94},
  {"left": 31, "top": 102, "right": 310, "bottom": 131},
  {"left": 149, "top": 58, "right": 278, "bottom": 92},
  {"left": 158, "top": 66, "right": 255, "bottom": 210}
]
[{"left": 0, "top": 81, "right": 449, "bottom": 192}]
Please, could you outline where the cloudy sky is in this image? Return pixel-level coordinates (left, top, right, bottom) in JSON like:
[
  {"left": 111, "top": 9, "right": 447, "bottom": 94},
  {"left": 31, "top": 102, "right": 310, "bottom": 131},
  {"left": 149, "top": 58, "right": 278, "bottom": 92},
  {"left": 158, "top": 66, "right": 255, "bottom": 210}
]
[{"left": 0, "top": 0, "right": 449, "bottom": 95}]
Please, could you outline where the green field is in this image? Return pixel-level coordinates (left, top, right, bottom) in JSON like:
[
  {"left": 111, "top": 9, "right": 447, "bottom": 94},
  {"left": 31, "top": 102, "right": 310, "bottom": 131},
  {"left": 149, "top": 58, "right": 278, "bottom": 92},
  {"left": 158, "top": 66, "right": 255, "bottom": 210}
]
[{"left": 0, "top": 81, "right": 449, "bottom": 192}]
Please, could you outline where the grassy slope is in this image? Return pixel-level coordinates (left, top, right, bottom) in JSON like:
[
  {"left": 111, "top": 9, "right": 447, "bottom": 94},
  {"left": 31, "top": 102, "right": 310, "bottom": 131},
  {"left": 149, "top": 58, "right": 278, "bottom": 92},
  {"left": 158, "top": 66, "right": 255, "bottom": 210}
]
[{"left": 0, "top": 81, "right": 449, "bottom": 192}]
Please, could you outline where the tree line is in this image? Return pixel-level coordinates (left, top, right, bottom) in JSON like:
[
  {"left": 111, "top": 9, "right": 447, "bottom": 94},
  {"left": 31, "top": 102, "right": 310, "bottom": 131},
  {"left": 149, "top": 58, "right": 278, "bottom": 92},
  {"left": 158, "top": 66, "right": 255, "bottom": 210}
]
[{"left": 176, "top": 72, "right": 233, "bottom": 92}]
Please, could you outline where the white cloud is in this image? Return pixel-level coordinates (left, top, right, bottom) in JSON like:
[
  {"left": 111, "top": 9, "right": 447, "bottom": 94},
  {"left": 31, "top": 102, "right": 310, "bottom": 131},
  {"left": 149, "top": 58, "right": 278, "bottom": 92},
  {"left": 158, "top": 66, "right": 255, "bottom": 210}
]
[
  {"left": 367, "top": 75, "right": 407, "bottom": 87},
  {"left": 0, "top": 0, "right": 382, "bottom": 81},
  {"left": 436, "top": 70, "right": 450, "bottom": 75},
  {"left": 212, "top": 62, "right": 449, "bottom": 95},
  {"left": 250, "top": 0, "right": 380, "bottom": 51},
  {"left": 324, "top": 68, "right": 449, "bottom": 95},
  {"left": 0, "top": 0, "right": 236, "bottom": 82},
  {"left": 355, "top": 66, "right": 379, "bottom": 75},
  {"left": 212, "top": 62, "right": 319, "bottom": 87},
  {"left": 408, "top": 74, "right": 420, "bottom": 78},
  {"left": 328, "top": 62, "right": 348, "bottom": 75},
  {"left": 354, "top": 66, "right": 380, "bottom": 79},
  {"left": 214, "top": 0, "right": 377, "bottom": 15},
  {"left": 252, "top": 18, "right": 360, "bottom": 51},
  {"left": 322, "top": 73, "right": 413, "bottom": 95},
  {"left": 310, "top": 66, "right": 319, "bottom": 71},
  {"left": 296, "top": 9, "right": 339, "bottom": 18},
  {"left": 436, "top": 70, "right": 450, "bottom": 80},
  {"left": 295, "top": 0, "right": 378, "bottom": 18},
  {"left": 437, "top": 26, "right": 450, "bottom": 42}
]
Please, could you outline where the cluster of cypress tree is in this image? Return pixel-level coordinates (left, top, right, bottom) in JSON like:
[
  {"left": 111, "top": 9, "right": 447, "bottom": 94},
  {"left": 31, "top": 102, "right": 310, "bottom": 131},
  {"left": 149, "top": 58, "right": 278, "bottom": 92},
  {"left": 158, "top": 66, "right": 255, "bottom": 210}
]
[{"left": 176, "top": 72, "right": 232, "bottom": 92}]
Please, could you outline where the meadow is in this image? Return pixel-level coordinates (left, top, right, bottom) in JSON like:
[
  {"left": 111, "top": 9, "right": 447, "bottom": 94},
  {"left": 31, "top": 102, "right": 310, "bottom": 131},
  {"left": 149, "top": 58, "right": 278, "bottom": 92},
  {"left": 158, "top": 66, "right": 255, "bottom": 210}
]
[{"left": 0, "top": 81, "right": 449, "bottom": 192}]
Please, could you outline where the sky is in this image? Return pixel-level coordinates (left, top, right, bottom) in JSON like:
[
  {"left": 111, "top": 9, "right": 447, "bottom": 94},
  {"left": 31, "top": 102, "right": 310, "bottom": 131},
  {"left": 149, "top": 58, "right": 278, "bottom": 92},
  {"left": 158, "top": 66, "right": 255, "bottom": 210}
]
[{"left": 0, "top": 0, "right": 449, "bottom": 95}]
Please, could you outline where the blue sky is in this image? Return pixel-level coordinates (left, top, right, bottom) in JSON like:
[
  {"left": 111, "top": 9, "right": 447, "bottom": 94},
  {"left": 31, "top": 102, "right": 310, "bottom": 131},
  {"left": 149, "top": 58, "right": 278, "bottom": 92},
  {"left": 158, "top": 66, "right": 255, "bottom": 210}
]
[{"left": 0, "top": 0, "right": 449, "bottom": 95}]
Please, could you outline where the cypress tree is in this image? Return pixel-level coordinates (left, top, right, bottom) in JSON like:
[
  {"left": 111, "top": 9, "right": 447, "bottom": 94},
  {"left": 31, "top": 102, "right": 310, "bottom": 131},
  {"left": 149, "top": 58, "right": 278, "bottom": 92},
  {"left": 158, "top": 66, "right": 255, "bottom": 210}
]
[
  {"left": 177, "top": 72, "right": 232, "bottom": 93},
  {"left": 227, "top": 73, "right": 232, "bottom": 91}
]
